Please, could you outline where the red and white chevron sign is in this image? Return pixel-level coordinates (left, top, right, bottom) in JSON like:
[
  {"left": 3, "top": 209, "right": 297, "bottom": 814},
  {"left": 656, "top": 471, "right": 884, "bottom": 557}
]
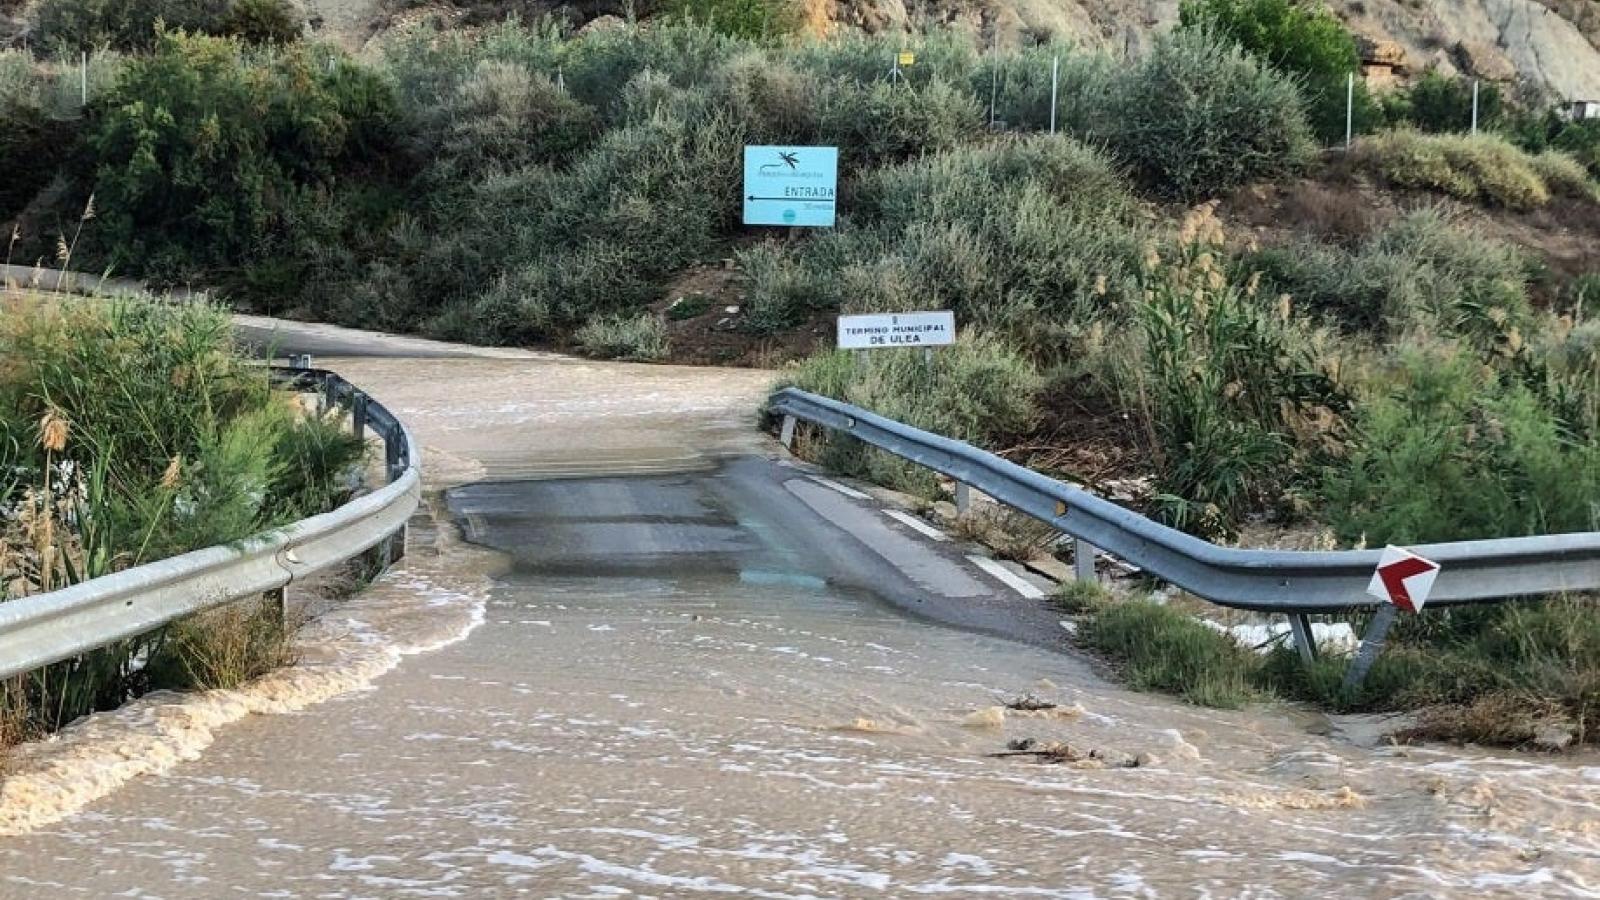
[{"left": 1366, "top": 546, "right": 1441, "bottom": 613}]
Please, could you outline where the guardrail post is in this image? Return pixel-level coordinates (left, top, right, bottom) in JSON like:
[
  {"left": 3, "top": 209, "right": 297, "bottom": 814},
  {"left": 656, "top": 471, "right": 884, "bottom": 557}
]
[
  {"left": 292, "top": 353, "right": 312, "bottom": 370},
  {"left": 1288, "top": 613, "right": 1318, "bottom": 665},
  {"left": 265, "top": 586, "right": 287, "bottom": 629},
  {"left": 320, "top": 374, "right": 337, "bottom": 417},
  {"left": 779, "top": 414, "right": 797, "bottom": 449},
  {"left": 955, "top": 481, "right": 971, "bottom": 514},
  {"left": 1342, "top": 604, "right": 1397, "bottom": 690},
  {"left": 1073, "top": 539, "right": 1097, "bottom": 582},
  {"left": 387, "top": 524, "right": 407, "bottom": 565},
  {"left": 385, "top": 422, "right": 401, "bottom": 483},
  {"left": 351, "top": 392, "right": 368, "bottom": 442}
]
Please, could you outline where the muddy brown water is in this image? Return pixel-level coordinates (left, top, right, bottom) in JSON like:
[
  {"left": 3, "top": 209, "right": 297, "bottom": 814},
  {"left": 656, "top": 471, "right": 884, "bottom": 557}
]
[{"left": 0, "top": 354, "right": 1596, "bottom": 898}]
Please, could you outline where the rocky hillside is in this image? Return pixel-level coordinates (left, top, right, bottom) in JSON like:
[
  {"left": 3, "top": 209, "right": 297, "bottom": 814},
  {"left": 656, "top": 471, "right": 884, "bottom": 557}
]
[{"left": 836, "top": 0, "right": 1600, "bottom": 101}]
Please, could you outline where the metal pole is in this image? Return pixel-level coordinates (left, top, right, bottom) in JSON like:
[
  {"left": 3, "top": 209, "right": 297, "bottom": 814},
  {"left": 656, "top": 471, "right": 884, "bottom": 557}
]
[
  {"left": 1345, "top": 72, "right": 1354, "bottom": 149},
  {"left": 1471, "top": 80, "right": 1479, "bottom": 134},
  {"left": 1049, "top": 54, "right": 1059, "bottom": 135},
  {"left": 1073, "top": 538, "right": 1097, "bottom": 582},
  {"left": 1343, "top": 604, "right": 1398, "bottom": 690},
  {"left": 988, "top": 31, "right": 999, "bottom": 128},
  {"left": 80, "top": 52, "right": 87, "bottom": 106},
  {"left": 955, "top": 481, "right": 971, "bottom": 514},
  {"left": 778, "top": 414, "right": 797, "bottom": 449}
]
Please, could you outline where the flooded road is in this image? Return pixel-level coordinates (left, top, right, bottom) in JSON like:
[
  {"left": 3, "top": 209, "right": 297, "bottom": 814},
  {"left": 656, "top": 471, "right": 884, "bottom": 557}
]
[{"left": 1, "top": 335, "right": 1598, "bottom": 897}]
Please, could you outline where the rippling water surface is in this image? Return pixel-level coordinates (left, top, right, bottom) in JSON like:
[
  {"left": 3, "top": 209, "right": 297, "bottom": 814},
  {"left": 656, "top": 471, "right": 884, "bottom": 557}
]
[{"left": 0, "top": 353, "right": 1595, "bottom": 898}]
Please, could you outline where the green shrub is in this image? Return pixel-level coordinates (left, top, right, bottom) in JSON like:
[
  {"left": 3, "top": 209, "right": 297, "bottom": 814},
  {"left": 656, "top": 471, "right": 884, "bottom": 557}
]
[
  {"left": 574, "top": 312, "right": 670, "bottom": 361},
  {"left": 1076, "top": 598, "right": 1260, "bottom": 708},
  {"left": 816, "top": 76, "right": 982, "bottom": 168},
  {"left": 1530, "top": 150, "right": 1600, "bottom": 202},
  {"left": 220, "top": 0, "right": 301, "bottom": 45},
  {"left": 1096, "top": 29, "right": 1314, "bottom": 200},
  {"left": 1551, "top": 120, "right": 1600, "bottom": 179},
  {"left": 791, "top": 137, "right": 1145, "bottom": 355},
  {"left": 1352, "top": 129, "right": 1561, "bottom": 209},
  {"left": 708, "top": 52, "right": 821, "bottom": 142},
  {"left": 439, "top": 60, "right": 598, "bottom": 170},
  {"left": 1250, "top": 208, "right": 1533, "bottom": 349},
  {"left": 0, "top": 293, "right": 363, "bottom": 739},
  {"left": 87, "top": 32, "right": 398, "bottom": 285},
  {"left": 782, "top": 334, "right": 1040, "bottom": 495},
  {"left": 1261, "top": 596, "right": 1600, "bottom": 744},
  {"left": 30, "top": 0, "right": 229, "bottom": 52},
  {"left": 1178, "top": 0, "right": 1365, "bottom": 144},
  {"left": 1384, "top": 70, "right": 1502, "bottom": 134},
  {"left": 1125, "top": 207, "right": 1348, "bottom": 537},
  {"left": 659, "top": 0, "right": 796, "bottom": 40},
  {"left": 1322, "top": 343, "right": 1600, "bottom": 544},
  {"left": 665, "top": 292, "right": 713, "bottom": 320},
  {"left": 1362, "top": 208, "right": 1532, "bottom": 350}
]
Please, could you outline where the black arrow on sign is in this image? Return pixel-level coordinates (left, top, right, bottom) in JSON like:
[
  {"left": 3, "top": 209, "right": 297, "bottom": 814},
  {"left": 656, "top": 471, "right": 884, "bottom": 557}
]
[{"left": 746, "top": 196, "right": 836, "bottom": 204}]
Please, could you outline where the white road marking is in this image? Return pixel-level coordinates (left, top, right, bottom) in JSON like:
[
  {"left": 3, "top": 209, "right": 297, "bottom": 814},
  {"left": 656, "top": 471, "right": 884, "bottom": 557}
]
[
  {"left": 883, "top": 509, "right": 947, "bottom": 541},
  {"left": 806, "top": 475, "right": 872, "bottom": 501},
  {"left": 967, "top": 555, "right": 1047, "bottom": 600}
]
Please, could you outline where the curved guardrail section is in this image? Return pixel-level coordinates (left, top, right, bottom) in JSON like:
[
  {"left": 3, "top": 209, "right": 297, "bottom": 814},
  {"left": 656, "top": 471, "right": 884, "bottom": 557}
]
[
  {"left": 0, "top": 366, "right": 421, "bottom": 682},
  {"left": 769, "top": 387, "right": 1600, "bottom": 615}
]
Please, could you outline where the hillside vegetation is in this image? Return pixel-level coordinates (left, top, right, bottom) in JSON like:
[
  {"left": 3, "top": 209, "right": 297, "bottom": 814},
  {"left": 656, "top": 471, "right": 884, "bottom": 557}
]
[{"left": 2, "top": 2, "right": 1597, "bottom": 743}]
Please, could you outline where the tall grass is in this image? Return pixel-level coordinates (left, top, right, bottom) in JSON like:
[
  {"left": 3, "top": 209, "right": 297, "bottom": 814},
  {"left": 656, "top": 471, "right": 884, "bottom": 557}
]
[{"left": 0, "top": 292, "right": 364, "bottom": 748}]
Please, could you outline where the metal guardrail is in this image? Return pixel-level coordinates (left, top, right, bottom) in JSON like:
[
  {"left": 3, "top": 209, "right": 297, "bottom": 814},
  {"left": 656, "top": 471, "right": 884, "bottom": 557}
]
[
  {"left": 770, "top": 388, "right": 1600, "bottom": 657},
  {"left": 0, "top": 363, "right": 421, "bottom": 682}
]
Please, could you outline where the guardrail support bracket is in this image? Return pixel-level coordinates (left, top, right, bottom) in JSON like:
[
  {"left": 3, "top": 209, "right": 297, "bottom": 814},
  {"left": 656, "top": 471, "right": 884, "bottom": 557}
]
[
  {"left": 1343, "top": 604, "right": 1397, "bottom": 690},
  {"left": 1073, "top": 539, "right": 1097, "bottom": 583},
  {"left": 1288, "top": 613, "right": 1318, "bottom": 665}
]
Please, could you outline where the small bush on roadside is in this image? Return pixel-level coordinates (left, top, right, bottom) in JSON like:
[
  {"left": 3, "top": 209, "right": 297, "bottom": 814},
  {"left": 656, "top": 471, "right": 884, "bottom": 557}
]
[
  {"left": 437, "top": 60, "right": 598, "bottom": 170},
  {"left": 1123, "top": 205, "right": 1348, "bottom": 538},
  {"left": 1552, "top": 120, "right": 1600, "bottom": 180},
  {"left": 143, "top": 596, "right": 298, "bottom": 691},
  {"left": 1095, "top": 29, "right": 1315, "bottom": 200},
  {"left": 574, "top": 312, "right": 670, "bottom": 360},
  {"left": 1076, "top": 597, "right": 1260, "bottom": 708},
  {"left": 1260, "top": 595, "right": 1600, "bottom": 746},
  {"left": 1251, "top": 207, "right": 1533, "bottom": 348},
  {"left": 782, "top": 334, "right": 1040, "bottom": 495},
  {"left": 1529, "top": 150, "right": 1600, "bottom": 202},
  {"left": 1350, "top": 129, "right": 1556, "bottom": 210},
  {"left": 220, "top": 0, "right": 302, "bottom": 44},
  {"left": 659, "top": 0, "right": 797, "bottom": 40},
  {"left": 0, "top": 293, "right": 363, "bottom": 743},
  {"left": 1321, "top": 343, "right": 1600, "bottom": 545},
  {"left": 816, "top": 76, "right": 982, "bottom": 168}
]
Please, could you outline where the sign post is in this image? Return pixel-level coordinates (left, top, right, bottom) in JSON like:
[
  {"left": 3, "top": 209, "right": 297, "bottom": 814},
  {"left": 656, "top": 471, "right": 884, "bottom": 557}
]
[
  {"left": 742, "top": 146, "right": 839, "bottom": 228},
  {"left": 1343, "top": 547, "right": 1441, "bottom": 689}
]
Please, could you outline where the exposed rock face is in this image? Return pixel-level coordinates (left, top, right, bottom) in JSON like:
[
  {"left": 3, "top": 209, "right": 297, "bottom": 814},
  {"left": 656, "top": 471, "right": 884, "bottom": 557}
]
[
  {"left": 1455, "top": 39, "right": 1517, "bottom": 81},
  {"left": 835, "top": 0, "right": 1600, "bottom": 102}
]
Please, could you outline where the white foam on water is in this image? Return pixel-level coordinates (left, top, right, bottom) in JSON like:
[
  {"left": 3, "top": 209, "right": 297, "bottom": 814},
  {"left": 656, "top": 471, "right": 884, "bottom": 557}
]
[{"left": 0, "top": 564, "right": 490, "bottom": 837}]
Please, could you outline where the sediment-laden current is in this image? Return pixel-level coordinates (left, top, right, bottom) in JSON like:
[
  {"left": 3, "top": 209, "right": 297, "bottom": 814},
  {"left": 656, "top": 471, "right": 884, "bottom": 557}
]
[{"left": 0, "top": 349, "right": 1594, "bottom": 898}]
